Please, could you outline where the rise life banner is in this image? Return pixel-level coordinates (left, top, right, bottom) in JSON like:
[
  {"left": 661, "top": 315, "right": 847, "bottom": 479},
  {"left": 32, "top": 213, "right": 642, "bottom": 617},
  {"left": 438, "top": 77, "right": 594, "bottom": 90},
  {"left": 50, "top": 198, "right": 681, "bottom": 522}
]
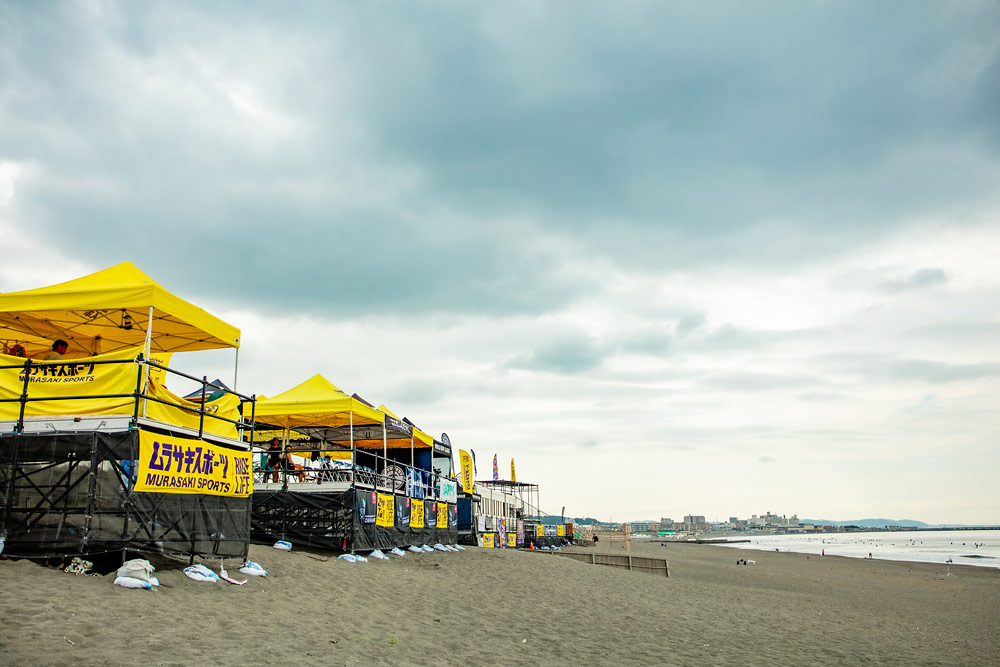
[{"left": 135, "top": 430, "right": 252, "bottom": 497}]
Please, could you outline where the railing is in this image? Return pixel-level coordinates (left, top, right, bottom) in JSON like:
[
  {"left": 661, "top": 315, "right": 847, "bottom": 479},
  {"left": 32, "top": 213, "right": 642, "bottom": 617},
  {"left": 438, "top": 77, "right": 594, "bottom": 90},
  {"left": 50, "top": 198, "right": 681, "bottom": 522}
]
[
  {"left": 0, "top": 355, "right": 255, "bottom": 442},
  {"left": 250, "top": 445, "right": 456, "bottom": 502}
]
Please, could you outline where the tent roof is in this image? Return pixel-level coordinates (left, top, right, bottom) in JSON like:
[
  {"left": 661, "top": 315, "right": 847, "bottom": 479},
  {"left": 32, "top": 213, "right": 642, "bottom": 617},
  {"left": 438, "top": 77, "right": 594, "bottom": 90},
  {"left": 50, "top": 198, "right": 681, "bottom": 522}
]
[
  {"left": 252, "top": 374, "right": 385, "bottom": 432},
  {"left": 0, "top": 262, "right": 240, "bottom": 356}
]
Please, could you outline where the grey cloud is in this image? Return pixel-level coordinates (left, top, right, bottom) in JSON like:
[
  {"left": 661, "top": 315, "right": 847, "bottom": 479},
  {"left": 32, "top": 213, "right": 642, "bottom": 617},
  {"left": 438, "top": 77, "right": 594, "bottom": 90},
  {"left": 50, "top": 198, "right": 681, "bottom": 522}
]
[
  {"left": 880, "top": 268, "right": 949, "bottom": 294},
  {"left": 703, "top": 371, "right": 824, "bottom": 392},
  {"left": 2, "top": 2, "right": 998, "bottom": 318},
  {"left": 819, "top": 354, "right": 1000, "bottom": 384},
  {"left": 505, "top": 334, "right": 608, "bottom": 375}
]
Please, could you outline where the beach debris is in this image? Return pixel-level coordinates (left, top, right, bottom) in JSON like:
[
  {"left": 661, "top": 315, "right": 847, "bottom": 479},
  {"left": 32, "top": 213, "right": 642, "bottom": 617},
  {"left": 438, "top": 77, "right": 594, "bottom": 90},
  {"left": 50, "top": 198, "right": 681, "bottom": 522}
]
[
  {"left": 183, "top": 564, "right": 219, "bottom": 582},
  {"left": 63, "top": 637, "right": 75, "bottom": 646},
  {"left": 114, "top": 575, "right": 157, "bottom": 589},
  {"left": 273, "top": 540, "right": 293, "bottom": 551},
  {"left": 369, "top": 549, "right": 389, "bottom": 560},
  {"left": 390, "top": 547, "right": 406, "bottom": 557},
  {"left": 65, "top": 556, "right": 95, "bottom": 575},
  {"left": 239, "top": 560, "right": 269, "bottom": 576},
  {"left": 338, "top": 554, "right": 359, "bottom": 563},
  {"left": 407, "top": 545, "right": 423, "bottom": 553},
  {"left": 219, "top": 563, "right": 247, "bottom": 585}
]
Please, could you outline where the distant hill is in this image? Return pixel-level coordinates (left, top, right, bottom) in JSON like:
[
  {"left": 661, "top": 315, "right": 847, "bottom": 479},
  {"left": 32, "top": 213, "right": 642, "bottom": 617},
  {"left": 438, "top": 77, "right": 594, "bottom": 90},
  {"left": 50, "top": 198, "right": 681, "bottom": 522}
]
[{"left": 803, "top": 518, "right": 935, "bottom": 528}]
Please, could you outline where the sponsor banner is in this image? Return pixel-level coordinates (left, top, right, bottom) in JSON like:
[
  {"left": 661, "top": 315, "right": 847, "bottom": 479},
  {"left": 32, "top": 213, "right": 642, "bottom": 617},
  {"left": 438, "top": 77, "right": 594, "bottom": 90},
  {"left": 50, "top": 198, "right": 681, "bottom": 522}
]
[
  {"left": 357, "top": 490, "right": 377, "bottom": 525},
  {"left": 449, "top": 504, "right": 458, "bottom": 529},
  {"left": 425, "top": 500, "right": 435, "bottom": 530},
  {"left": 535, "top": 525, "right": 545, "bottom": 538},
  {"left": 458, "top": 449, "right": 474, "bottom": 494},
  {"left": 0, "top": 347, "right": 140, "bottom": 419},
  {"left": 516, "top": 519, "right": 525, "bottom": 547},
  {"left": 492, "top": 453, "right": 498, "bottom": 480},
  {"left": 376, "top": 493, "right": 394, "bottom": 528},
  {"left": 483, "top": 533, "right": 495, "bottom": 548},
  {"left": 507, "top": 533, "right": 516, "bottom": 548},
  {"left": 411, "top": 499, "right": 425, "bottom": 529},
  {"left": 557, "top": 525, "right": 565, "bottom": 537},
  {"left": 510, "top": 458, "right": 516, "bottom": 482},
  {"left": 545, "top": 524, "right": 556, "bottom": 537},
  {"left": 395, "top": 495, "right": 411, "bottom": 528},
  {"left": 135, "top": 430, "right": 252, "bottom": 497},
  {"left": 436, "top": 502, "right": 448, "bottom": 528},
  {"left": 439, "top": 479, "right": 458, "bottom": 503}
]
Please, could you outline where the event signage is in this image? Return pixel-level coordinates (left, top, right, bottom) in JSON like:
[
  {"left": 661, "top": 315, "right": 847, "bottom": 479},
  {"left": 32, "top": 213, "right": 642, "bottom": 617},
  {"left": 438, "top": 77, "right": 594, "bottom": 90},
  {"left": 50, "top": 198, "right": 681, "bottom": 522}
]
[
  {"left": 135, "top": 431, "right": 252, "bottom": 497},
  {"left": 376, "top": 493, "right": 394, "bottom": 527},
  {"left": 535, "top": 525, "right": 545, "bottom": 538},
  {"left": 510, "top": 458, "right": 516, "bottom": 482},
  {"left": 557, "top": 525, "right": 565, "bottom": 537},
  {"left": 410, "top": 499, "right": 425, "bottom": 528},
  {"left": 483, "top": 533, "right": 495, "bottom": 548},
  {"left": 395, "top": 496, "right": 411, "bottom": 528},
  {"left": 439, "top": 479, "right": 458, "bottom": 503},
  {"left": 507, "top": 533, "right": 516, "bottom": 548},
  {"left": 458, "top": 449, "right": 474, "bottom": 494},
  {"left": 436, "top": 502, "right": 448, "bottom": 528}
]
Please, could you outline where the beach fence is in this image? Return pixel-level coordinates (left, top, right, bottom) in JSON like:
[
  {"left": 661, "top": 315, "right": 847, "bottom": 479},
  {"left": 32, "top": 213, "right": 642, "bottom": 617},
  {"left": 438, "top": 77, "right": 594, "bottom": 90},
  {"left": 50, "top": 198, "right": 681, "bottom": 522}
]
[
  {"left": 535, "top": 550, "right": 669, "bottom": 577},
  {"left": 584, "top": 523, "right": 632, "bottom": 552}
]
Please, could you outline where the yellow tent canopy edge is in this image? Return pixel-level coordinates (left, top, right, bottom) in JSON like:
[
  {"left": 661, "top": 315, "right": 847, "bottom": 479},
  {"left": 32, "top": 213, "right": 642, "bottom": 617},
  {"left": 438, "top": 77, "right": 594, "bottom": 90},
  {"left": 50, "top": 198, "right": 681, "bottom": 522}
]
[{"left": 0, "top": 262, "right": 240, "bottom": 355}]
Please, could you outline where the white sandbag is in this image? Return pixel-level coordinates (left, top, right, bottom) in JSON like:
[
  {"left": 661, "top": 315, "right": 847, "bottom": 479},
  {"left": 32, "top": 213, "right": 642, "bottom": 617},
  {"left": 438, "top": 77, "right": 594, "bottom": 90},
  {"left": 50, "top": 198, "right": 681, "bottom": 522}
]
[
  {"left": 421, "top": 545, "right": 434, "bottom": 553},
  {"left": 117, "top": 558, "right": 156, "bottom": 582},
  {"left": 114, "top": 576, "right": 153, "bottom": 589},
  {"left": 239, "top": 561, "right": 268, "bottom": 576},
  {"left": 407, "top": 545, "right": 423, "bottom": 553},
  {"left": 273, "top": 540, "right": 292, "bottom": 551},
  {"left": 433, "top": 543, "right": 448, "bottom": 552},
  {"left": 354, "top": 555, "right": 368, "bottom": 563},
  {"left": 369, "top": 550, "right": 388, "bottom": 560},
  {"left": 337, "top": 554, "right": 358, "bottom": 563},
  {"left": 183, "top": 564, "right": 219, "bottom": 582},
  {"left": 453, "top": 544, "right": 466, "bottom": 550},
  {"left": 390, "top": 547, "right": 406, "bottom": 557}
]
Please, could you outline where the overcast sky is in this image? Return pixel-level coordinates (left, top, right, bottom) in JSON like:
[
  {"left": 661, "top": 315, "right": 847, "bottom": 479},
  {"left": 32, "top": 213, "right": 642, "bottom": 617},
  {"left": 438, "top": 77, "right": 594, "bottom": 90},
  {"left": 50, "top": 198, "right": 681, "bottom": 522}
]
[{"left": 2, "top": 1, "right": 998, "bottom": 524}]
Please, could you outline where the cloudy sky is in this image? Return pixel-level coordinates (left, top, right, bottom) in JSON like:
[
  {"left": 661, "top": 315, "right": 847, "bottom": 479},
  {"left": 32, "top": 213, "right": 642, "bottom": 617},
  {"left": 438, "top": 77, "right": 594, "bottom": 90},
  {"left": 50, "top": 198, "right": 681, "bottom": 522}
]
[{"left": 2, "top": 1, "right": 998, "bottom": 524}]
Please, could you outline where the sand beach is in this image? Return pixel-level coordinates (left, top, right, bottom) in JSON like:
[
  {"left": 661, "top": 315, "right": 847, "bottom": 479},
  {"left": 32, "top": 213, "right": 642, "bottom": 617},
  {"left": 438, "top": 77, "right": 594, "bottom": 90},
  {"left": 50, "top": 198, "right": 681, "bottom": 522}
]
[{"left": 1, "top": 540, "right": 998, "bottom": 666}]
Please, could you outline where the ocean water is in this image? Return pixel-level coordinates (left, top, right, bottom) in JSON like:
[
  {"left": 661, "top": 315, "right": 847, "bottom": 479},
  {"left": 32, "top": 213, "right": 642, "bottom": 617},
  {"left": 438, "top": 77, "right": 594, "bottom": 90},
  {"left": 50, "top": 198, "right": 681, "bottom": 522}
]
[{"left": 715, "top": 529, "right": 1000, "bottom": 569}]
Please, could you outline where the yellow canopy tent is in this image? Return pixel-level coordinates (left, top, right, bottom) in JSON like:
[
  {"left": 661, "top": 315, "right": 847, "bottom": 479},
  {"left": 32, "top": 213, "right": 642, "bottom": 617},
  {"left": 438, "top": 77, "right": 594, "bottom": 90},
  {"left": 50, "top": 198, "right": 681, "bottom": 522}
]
[
  {"left": 0, "top": 261, "right": 240, "bottom": 358},
  {"left": 251, "top": 375, "right": 385, "bottom": 459}
]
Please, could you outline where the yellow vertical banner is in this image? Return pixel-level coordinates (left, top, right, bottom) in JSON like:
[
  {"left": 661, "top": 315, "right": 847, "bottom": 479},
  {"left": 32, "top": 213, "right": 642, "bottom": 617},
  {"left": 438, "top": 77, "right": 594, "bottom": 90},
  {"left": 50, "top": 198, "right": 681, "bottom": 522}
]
[
  {"left": 535, "top": 525, "right": 545, "bottom": 537},
  {"left": 458, "top": 449, "right": 474, "bottom": 494},
  {"left": 556, "top": 525, "right": 565, "bottom": 537},
  {"left": 510, "top": 458, "right": 516, "bottom": 482},
  {"left": 436, "top": 502, "right": 448, "bottom": 528},
  {"left": 507, "top": 533, "right": 516, "bottom": 547},
  {"left": 410, "top": 499, "right": 425, "bottom": 528},
  {"left": 483, "top": 533, "right": 495, "bottom": 548},
  {"left": 376, "top": 493, "right": 395, "bottom": 527}
]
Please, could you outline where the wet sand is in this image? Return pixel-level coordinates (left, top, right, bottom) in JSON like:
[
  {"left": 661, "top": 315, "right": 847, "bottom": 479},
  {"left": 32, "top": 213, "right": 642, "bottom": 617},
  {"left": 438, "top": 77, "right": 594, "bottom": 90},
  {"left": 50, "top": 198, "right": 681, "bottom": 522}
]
[{"left": 1, "top": 540, "right": 997, "bottom": 666}]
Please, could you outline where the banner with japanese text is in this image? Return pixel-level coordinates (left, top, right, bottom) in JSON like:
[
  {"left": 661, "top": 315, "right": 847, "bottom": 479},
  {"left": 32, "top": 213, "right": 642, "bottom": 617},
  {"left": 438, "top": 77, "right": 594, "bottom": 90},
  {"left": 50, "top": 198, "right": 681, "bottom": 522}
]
[
  {"left": 410, "top": 499, "right": 425, "bottom": 528},
  {"left": 134, "top": 430, "right": 252, "bottom": 497},
  {"left": 507, "top": 533, "right": 516, "bottom": 547},
  {"left": 458, "top": 449, "right": 474, "bottom": 494},
  {"left": 535, "top": 525, "right": 545, "bottom": 537},
  {"left": 557, "top": 525, "right": 565, "bottom": 537},
  {"left": 436, "top": 502, "right": 448, "bottom": 528},
  {"left": 483, "top": 533, "right": 495, "bottom": 548},
  {"left": 376, "top": 493, "right": 395, "bottom": 527},
  {"left": 0, "top": 347, "right": 140, "bottom": 420}
]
